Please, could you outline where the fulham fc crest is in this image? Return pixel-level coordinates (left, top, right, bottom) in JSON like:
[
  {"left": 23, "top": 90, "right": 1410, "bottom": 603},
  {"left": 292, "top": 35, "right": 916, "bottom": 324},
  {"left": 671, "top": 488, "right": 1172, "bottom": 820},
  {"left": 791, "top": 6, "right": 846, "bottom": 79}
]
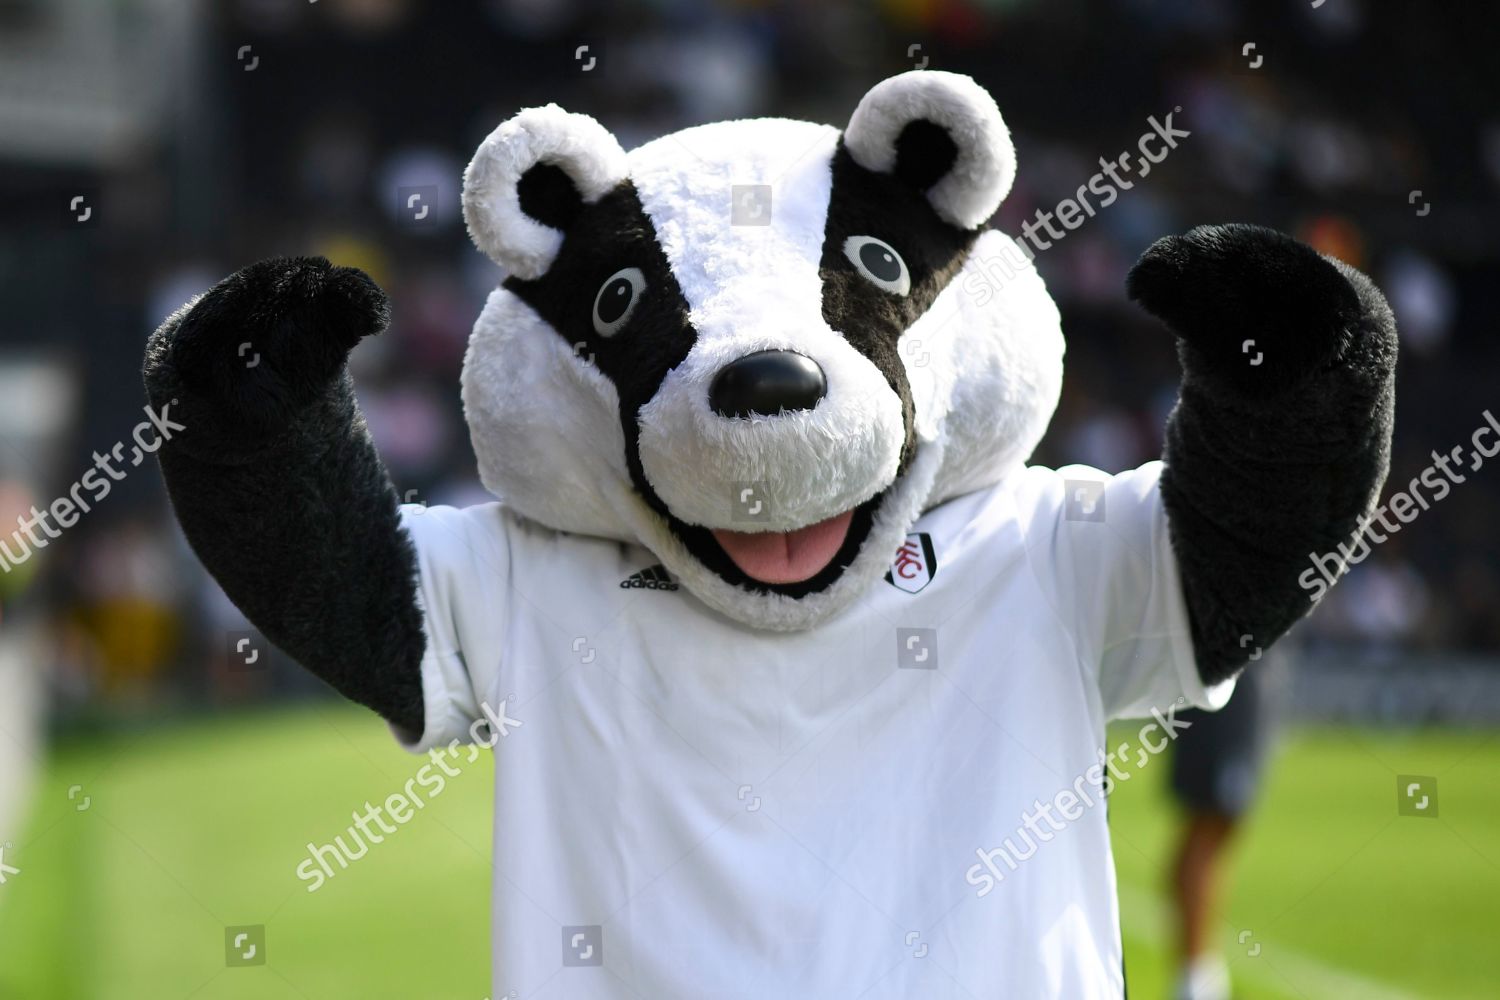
[{"left": 885, "top": 532, "right": 937, "bottom": 594}]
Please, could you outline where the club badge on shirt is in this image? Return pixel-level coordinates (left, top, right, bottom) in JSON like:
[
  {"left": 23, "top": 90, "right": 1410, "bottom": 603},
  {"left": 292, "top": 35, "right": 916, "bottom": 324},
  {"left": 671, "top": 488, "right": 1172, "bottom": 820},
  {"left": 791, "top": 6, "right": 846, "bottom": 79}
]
[{"left": 885, "top": 532, "right": 937, "bottom": 594}]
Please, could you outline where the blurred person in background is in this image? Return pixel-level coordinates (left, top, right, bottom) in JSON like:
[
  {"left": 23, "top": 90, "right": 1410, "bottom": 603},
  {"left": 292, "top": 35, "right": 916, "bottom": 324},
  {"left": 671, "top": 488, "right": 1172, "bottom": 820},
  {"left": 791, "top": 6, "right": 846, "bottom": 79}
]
[
  {"left": 1167, "top": 663, "right": 1274, "bottom": 1000},
  {"left": 69, "top": 514, "right": 184, "bottom": 706}
]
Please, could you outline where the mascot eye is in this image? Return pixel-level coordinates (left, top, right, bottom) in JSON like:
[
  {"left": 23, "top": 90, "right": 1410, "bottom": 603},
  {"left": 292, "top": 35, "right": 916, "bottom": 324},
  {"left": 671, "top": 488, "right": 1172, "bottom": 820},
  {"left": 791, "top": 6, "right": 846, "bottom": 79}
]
[
  {"left": 592, "top": 267, "right": 647, "bottom": 337},
  {"left": 843, "top": 236, "right": 910, "bottom": 296}
]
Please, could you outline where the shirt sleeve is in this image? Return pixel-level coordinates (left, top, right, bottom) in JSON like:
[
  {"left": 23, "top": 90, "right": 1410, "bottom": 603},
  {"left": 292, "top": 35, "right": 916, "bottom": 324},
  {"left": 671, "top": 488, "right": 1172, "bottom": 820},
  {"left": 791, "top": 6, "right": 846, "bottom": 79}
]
[
  {"left": 1013, "top": 462, "right": 1235, "bottom": 720},
  {"left": 390, "top": 502, "right": 512, "bottom": 752}
]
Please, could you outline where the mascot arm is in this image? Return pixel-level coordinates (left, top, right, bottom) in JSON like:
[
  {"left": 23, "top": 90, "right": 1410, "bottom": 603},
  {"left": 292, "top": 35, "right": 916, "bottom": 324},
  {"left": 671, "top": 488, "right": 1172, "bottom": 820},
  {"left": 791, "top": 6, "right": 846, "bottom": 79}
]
[
  {"left": 1126, "top": 224, "right": 1398, "bottom": 685},
  {"left": 142, "top": 257, "right": 427, "bottom": 736}
]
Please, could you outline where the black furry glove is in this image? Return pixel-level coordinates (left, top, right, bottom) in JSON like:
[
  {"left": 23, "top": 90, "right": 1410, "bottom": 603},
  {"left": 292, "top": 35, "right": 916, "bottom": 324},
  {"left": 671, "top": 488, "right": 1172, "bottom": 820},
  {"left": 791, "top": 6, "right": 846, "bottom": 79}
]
[
  {"left": 1125, "top": 224, "right": 1397, "bottom": 683},
  {"left": 146, "top": 256, "right": 390, "bottom": 457},
  {"left": 143, "top": 257, "right": 427, "bottom": 735},
  {"left": 1127, "top": 223, "right": 1377, "bottom": 401}
]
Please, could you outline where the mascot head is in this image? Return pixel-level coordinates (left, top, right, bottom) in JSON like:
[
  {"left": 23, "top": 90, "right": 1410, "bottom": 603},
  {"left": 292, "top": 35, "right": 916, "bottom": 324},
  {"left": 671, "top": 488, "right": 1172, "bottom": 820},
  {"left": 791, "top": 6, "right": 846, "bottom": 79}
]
[{"left": 460, "top": 70, "right": 1064, "bottom": 630}]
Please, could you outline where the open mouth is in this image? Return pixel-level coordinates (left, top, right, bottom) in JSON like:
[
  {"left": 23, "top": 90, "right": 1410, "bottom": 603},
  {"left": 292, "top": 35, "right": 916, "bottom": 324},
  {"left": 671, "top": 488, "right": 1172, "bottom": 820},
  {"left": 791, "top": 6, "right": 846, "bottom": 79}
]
[{"left": 666, "top": 493, "right": 884, "bottom": 597}]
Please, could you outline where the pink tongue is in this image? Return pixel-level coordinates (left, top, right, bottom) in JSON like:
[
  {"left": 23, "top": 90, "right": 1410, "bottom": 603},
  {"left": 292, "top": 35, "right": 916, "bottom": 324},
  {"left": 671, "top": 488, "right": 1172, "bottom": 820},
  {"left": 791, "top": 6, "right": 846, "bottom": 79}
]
[{"left": 711, "top": 511, "right": 855, "bottom": 585}]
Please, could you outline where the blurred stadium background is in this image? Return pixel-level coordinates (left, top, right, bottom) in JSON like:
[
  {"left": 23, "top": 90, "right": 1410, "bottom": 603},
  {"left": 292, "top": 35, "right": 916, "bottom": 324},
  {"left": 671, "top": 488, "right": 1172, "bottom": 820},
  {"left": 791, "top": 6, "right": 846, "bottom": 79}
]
[{"left": 0, "top": 0, "right": 1497, "bottom": 997}]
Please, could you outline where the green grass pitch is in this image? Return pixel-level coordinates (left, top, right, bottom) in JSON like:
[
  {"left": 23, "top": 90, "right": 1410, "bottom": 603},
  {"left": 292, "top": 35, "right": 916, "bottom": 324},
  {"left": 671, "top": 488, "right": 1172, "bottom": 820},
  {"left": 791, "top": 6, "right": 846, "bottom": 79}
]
[{"left": 1, "top": 705, "right": 1495, "bottom": 998}]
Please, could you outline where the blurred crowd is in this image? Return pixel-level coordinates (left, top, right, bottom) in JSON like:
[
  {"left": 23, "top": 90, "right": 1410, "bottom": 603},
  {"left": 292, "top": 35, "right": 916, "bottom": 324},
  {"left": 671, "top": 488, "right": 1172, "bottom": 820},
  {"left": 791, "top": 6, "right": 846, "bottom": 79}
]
[{"left": 2, "top": 0, "right": 1497, "bottom": 721}]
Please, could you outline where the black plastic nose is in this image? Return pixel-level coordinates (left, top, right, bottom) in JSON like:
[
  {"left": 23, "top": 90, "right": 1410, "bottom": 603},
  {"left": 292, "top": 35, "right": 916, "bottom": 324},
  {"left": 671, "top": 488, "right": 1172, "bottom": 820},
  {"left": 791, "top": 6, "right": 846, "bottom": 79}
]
[{"left": 709, "top": 350, "right": 827, "bottom": 418}]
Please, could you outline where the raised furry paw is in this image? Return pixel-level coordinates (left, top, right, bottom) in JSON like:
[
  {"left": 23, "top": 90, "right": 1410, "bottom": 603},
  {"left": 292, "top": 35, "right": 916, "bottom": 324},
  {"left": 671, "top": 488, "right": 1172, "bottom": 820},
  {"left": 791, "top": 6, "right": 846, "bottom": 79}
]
[
  {"left": 1126, "top": 224, "right": 1364, "bottom": 396},
  {"left": 164, "top": 256, "right": 390, "bottom": 439}
]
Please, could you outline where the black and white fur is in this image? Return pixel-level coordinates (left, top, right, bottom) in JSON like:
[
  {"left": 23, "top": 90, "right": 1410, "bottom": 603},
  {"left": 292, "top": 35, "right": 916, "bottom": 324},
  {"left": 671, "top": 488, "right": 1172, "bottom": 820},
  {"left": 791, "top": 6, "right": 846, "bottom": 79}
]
[{"left": 142, "top": 71, "right": 1396, "bottom": 735}]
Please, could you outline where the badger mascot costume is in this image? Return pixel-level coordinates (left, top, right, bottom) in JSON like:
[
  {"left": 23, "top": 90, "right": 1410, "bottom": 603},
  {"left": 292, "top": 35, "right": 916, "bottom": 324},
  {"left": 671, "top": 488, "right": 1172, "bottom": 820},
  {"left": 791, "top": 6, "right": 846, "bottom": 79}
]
[{"left": 144, "top": 72, "right": 1395, "bottom": 998}]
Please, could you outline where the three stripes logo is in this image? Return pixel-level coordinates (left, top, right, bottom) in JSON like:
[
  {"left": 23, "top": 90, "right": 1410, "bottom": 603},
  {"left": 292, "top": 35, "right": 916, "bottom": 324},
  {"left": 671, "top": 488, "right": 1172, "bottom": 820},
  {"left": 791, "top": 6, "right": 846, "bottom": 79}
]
[{"left": 621, "top": 564, "right": 679, "bottom": 591}]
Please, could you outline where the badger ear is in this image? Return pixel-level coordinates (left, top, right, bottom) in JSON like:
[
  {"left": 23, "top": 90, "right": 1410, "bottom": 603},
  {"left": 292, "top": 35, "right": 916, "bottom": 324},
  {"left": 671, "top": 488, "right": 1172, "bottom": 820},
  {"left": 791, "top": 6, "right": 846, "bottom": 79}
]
[
  {"left": 462, "top": 104, "right": 628, "bottom": 280},
  {"left": 843, "top": 71, "right": 1015, "bottom": 231}
]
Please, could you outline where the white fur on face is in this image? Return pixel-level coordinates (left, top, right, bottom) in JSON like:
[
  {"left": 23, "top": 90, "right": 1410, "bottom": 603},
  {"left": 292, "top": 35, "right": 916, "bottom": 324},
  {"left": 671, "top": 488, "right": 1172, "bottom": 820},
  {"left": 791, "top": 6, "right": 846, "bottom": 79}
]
[
  {"left": 462, "top": 288, "right": 632, "bottom": 535},
  {"left": 628, "top": 119, "right": 907, "bottom": 531},
  {"left": 904, "top": 230, "right": 1065, "bottom": 506}
]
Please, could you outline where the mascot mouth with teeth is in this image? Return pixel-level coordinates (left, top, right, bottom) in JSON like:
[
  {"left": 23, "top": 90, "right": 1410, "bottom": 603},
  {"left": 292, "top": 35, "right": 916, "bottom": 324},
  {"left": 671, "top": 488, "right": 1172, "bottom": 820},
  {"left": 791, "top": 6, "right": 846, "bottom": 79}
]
[{"left": 145, "top": 71, "right": 1395, "bottom": 998}]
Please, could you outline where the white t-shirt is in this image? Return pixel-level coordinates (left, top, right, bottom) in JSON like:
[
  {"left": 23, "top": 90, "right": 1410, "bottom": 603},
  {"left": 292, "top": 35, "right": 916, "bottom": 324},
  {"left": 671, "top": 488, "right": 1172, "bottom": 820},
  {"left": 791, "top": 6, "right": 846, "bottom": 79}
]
[{"left": 397, "top": 461, "right": 1231, "bottom": 999}]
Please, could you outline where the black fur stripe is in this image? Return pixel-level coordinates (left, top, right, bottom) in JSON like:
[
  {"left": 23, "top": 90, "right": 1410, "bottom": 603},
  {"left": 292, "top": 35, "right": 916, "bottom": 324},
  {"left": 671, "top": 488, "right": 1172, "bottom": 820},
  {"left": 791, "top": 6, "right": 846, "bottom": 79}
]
[
  {"left": 502, "top": 180, "right": 696, "bottom": 521},
  {"left": 818, "top": 140, "right": 977, "bottom": 472}
]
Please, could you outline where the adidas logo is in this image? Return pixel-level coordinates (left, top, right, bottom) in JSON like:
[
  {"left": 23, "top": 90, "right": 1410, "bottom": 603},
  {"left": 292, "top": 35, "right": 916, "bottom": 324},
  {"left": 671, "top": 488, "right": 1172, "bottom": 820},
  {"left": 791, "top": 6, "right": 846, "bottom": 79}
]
[{"left": 620, "top": 564, "right": 680, "bottom": 591}]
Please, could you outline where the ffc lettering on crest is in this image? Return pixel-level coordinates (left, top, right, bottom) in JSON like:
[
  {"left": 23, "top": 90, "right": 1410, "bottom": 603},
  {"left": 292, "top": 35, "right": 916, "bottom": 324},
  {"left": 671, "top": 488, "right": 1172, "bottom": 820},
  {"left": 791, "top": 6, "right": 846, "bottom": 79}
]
[{"left": 885, "top": 532, "right": 937, "bottom": 594}]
